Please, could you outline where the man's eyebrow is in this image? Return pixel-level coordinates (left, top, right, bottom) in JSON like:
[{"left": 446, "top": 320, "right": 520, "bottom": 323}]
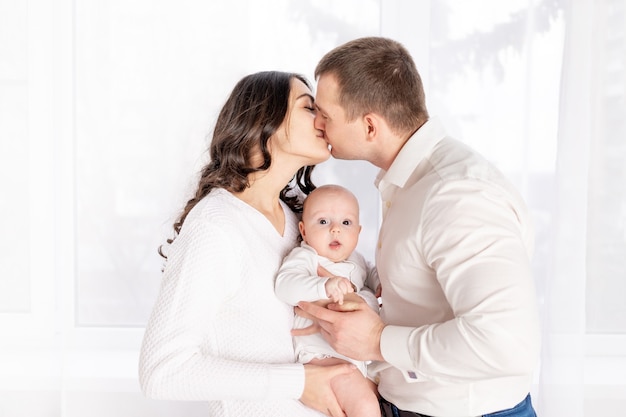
[{"left": 314, "top": 103, "right": 327, "bottom": 114}]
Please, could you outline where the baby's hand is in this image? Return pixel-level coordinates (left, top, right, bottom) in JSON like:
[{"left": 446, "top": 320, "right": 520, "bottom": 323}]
[{"left": 324, "top": 276, "right": 355, "bottom": 305}]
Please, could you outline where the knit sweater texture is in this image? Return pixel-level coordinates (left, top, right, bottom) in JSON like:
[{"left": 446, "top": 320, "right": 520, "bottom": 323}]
[{"left": 139, "top": 188, "right": 324, "bottom": 416}]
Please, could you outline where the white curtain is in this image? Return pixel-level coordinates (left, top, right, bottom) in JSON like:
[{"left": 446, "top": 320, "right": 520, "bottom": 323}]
[
  {"left": 540, "top": 0, "right": 590, "bottom": 414},
  {"left": 542, "top": 0, "right": 626, "bottom": 415},
  {"left": 536, "top": 0, "right": 590, "bottom": 414},
  {"left": 0, "top": 0, "right": 624, "bottom": 416}
]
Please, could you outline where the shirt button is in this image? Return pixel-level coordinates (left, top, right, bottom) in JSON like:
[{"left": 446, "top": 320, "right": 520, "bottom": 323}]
[
  {"left": 378, "top": 241, "right": 382, "bottom": 249},
  {"left": 385, "top": 201, "right": 391, "bottom": 208}
]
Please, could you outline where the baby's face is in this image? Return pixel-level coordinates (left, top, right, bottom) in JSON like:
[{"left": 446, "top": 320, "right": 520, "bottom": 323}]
[{"left": 299, "top": 187, "right": 361, "bottom": 262}]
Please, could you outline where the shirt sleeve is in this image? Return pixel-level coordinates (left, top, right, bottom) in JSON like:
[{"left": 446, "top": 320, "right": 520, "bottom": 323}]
[
  {"left": 364, "top": 259, "right": 381, "bottom": 295},
  {"left": 275, "top": 246, "right": 329, "bottom": 305},
  {"left": 357, "top": 256, "right": 381, "bottom": 312},
  {"left": 380, "top": 179, "right": 541, "bottom": 382},
  {"left": 139, "top": 213, "right": 305, "bottom": 401}
]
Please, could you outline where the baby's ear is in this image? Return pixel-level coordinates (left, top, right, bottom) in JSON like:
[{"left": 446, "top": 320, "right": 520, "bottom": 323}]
[{"left": 298, "top": 221, "right": 306, "bottom": 240}]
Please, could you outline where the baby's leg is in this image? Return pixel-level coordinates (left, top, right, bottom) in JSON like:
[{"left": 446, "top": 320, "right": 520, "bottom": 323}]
[{"left": 308, "top": 357, "right": 380, "bottom": 417}]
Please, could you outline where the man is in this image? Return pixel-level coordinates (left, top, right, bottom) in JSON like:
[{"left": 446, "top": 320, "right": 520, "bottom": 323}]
[{"left": 298, "top": 37, "right": 540, "bottom": 417}]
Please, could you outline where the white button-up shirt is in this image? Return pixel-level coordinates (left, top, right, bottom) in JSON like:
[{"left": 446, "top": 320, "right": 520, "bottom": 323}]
[{"left": 371, "top": 118, "right": 541, "bottom": 416}]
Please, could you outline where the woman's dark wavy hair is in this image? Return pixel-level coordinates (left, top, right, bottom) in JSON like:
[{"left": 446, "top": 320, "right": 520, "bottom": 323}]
[{"left": 159, "top": 71, "right": 317, "bottom": 259}]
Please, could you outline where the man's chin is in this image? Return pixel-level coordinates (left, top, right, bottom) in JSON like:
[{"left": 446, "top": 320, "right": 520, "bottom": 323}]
[{"left": 330, "top": 148, "right": 346, "bottom": 160}]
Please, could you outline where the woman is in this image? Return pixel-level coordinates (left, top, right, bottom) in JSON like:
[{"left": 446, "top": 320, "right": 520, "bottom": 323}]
[{"left": 139, "top": 71, "right": 355, "bottom": 417}]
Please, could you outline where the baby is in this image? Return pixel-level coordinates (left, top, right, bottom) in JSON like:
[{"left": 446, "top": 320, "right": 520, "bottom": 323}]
[{"left": 275, "top": 184, "right": 380, "bottom": 417}]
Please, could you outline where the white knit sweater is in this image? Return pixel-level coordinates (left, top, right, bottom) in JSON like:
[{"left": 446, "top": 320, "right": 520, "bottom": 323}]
[{"left": 139, "top": 188, "right": 324, "bottom": 417}]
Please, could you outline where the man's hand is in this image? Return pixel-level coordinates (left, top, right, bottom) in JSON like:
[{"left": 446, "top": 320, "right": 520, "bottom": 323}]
[
  {"left": 329, "top": 292, "right": 365, "bottom": 312},
  {"left": 292, "top": 293, "right": 362, "bottom": 337},
  {"left": 300, "top": 363, "right": 355, "bottom": 417},
  {"left": 297, "top": 295, "right": 386, "bottom": 361}
]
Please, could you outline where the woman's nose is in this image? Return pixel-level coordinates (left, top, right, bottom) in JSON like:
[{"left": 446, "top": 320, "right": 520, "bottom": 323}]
[{"left": 314, "top": 114, "right": 325, "bottom": 130}]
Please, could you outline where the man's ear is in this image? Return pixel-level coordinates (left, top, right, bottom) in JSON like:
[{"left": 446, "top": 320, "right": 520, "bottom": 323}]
[{"left": 363, "top": 113, "right": 379, "bottom": 142}]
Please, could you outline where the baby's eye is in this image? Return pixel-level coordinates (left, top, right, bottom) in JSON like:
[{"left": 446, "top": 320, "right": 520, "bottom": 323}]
[
  {"left": 342, "top": 220, "right": 352, "bottom": 226},
  {"left": 318, "top": 219, "right": 328, "bottom": 225}
]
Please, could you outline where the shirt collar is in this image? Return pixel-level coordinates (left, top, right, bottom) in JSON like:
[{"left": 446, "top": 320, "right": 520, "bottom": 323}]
[{"left": 375, "top": 117, "right": 446, "bottom": 190}]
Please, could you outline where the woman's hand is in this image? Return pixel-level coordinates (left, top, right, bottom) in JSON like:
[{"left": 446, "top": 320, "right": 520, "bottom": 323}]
[{"left": 300, "top": 362, "right": 355, "bottom": 417}]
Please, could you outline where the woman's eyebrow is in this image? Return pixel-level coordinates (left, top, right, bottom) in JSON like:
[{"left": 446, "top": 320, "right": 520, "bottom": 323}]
[{"left": 297, "top": 93, "right": 315, "bottom": 102}]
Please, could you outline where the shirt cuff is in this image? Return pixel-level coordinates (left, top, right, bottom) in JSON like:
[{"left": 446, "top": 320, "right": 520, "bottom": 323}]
[
  {"left": 267, "top": 363, "right": 306, "bottom": 399},
  {"left": 380, "top": 325, "right": 416, "bottom": 371}
]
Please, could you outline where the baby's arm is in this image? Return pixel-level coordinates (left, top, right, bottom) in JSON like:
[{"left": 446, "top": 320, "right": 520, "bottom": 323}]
[
  {"left": 324, "top": 276, "right": 355, "bottom": 305},
  {"left": 276, "top": 246, "right": 330, "bottom": 305}
]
